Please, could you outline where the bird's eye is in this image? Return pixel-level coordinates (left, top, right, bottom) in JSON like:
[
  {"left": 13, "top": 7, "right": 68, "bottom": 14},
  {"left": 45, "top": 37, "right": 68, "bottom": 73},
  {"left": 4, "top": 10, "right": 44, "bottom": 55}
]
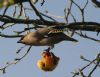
[
  {"left": 43, "top": 55, "right": 46, "bottom": 58},
  {"left": 42, "top": 63, "right": 45, "bottom": 67}
]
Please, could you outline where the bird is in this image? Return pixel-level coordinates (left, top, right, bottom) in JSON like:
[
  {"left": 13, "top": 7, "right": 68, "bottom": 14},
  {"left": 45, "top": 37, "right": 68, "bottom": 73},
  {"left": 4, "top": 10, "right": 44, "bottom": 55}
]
[
  {"left": 37, "top": 51, "right": 60, "bottom": 71},
  {"left": 17, "top": 27, "right": 78, "bottom": 50},
  {"left": 37, "top": 60, "right": 48, "bottom": 71},
  {"left": 42, "top": 51, "right": 60, "bottom": 71}
]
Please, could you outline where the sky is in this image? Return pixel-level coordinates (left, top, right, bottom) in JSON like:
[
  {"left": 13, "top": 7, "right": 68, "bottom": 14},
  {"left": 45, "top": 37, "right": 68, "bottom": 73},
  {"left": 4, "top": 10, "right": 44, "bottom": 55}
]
[{"left": 0, "top": 0, "right": 100, "bottom": 77}]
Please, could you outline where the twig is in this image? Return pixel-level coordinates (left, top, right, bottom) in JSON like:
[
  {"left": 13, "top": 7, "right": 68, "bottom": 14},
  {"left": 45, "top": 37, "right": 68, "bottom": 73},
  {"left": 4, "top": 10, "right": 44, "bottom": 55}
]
[
  {"left": 29, "top": 0, "right": 45, "bottom": 22},
  {"left": 15, "top": 46, "right": 32, "bottom": 63},
  {"left": 75, "top": 32, "right": 100, "bottom": 43},
  {"left": 72, "top": 59, "right": 96, "bottom": 77},
  {"left": 88, "top": 53, "right": 100, "bottom": 77},
  {"left": 16, "top": 45, "right": 26, "bottom": 54},
  {"left": 41, "top": 0, "right": 45, "bottom": 6},
  {"left": 92, "top": 0, "right": 100, "bottom": 8},
  {"left": 72, "top": 53, "right": 100, "bottom": 77},
  {"left": 0, "top": 46, "right": 32, "bottom": 74},
  {"left": 80, "top": 55, "right": 100, "bottom": 67},
  {"left": 0, "top": 32, "right": 23, "bottom": 38}
]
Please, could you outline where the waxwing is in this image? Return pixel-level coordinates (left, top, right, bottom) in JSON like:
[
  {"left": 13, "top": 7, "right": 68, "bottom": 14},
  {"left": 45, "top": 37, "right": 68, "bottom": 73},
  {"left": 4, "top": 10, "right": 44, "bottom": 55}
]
[{"left": 17, "top": 27, "right": 78, "bottom": 47}]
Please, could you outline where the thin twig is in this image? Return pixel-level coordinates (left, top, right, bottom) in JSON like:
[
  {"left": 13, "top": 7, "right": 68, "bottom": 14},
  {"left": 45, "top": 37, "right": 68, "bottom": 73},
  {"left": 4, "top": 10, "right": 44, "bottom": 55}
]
[
  {"left": 0, "top": 32, "right": 23, "bottom": 38},
  {"left": 29, "top": 0, "right": 45, "bottom": 22},
  {"left": 75, "top": 32, "right": 100, "bottom": 43},
  {"left": 0, "top": 46, "right": 32, "bottom": 74},
  {"left": 88, "top": 53, "right": 100, "bottom": 77}
]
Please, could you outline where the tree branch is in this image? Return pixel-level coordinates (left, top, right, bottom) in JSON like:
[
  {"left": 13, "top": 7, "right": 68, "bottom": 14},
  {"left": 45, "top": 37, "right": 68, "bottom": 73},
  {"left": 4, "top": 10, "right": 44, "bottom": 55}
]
[
  {"left": 0, "top": 15, "right": 100, "bottom": 32},
  {"left": 92, "top": 0, "right": 100, "bottom": 7}
]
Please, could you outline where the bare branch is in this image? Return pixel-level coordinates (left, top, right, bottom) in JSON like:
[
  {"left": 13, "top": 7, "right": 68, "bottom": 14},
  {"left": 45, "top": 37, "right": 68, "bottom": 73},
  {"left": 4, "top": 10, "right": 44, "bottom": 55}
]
[
  {"left": 0, "top": 46, "right": 32, "bottom": 74},
  {"left": 29, "top": 0, "right": 45, "bottom": 22},
  {"left": 92, "top": 0, "right": 100, "bottom": 8},
  {"left": 0, "top": 32, "right": 23, "bottom": 38},
  {"left": 75, "top": 32, "right": 100, "bottom": 43},
  {"left": 88, "top": 53, "right": 100, "bottom": 77},
  {"left": 72, "top": 53, "right": 100, "bottom": 77}
]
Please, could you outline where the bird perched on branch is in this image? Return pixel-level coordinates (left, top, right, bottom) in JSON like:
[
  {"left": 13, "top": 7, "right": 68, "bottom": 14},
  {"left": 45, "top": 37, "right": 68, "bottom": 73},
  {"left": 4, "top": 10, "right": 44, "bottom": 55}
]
[
  {"left": 37, "top": 51, "right": 60, "bottom": 71},
  {"left": 17, "top": 27, "right": 78, "bottom": 50}
]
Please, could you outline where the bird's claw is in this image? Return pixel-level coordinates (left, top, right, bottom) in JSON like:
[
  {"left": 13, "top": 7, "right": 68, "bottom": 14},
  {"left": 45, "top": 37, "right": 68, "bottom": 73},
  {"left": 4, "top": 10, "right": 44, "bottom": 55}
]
[
  {"left": 44, "top": 47, "right": 51, "bottom": 52},
  {"left": 44, "top": 45, "right": 54, "bottom": 52}
]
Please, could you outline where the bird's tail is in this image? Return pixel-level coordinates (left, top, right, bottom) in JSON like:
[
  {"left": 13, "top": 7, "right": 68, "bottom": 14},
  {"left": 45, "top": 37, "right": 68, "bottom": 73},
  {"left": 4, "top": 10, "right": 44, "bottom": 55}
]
[
  {"left": 17, "top": 35, "right": 25, "bottom": 43},
  {"left": 64, "top": 35, "right": 78, "bottom": 42},
  {"left": 68, "top": 37, "right": 78, "bottom": 42}
]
